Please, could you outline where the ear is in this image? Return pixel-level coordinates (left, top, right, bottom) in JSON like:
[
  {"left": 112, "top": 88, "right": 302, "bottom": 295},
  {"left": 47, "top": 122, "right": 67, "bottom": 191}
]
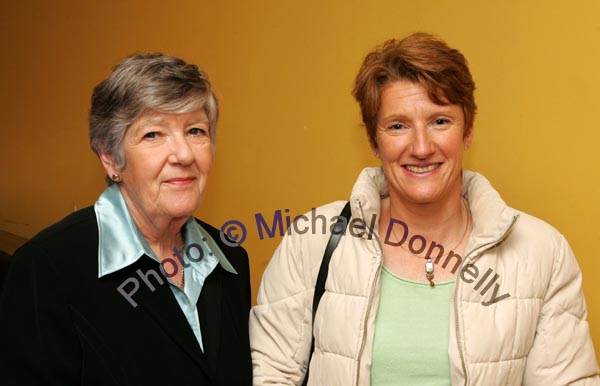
[
  {"left": 463, "top": 125, "right": 474, "bottom": 150},
  {"left": 370, "top": 138, "right": 380, "bottom": 159},
  {"left": 98, "top": 151, "right": 120, "bottom": 177}
]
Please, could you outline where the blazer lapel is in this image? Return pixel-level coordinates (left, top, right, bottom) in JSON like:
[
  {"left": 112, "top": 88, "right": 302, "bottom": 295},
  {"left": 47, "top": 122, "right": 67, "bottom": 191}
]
[
  {"left": 130, "top": 258, "right": 213, "bottom": 378},
  {"left": 197, "top": 265, "right": 223, "bottom": 375}
]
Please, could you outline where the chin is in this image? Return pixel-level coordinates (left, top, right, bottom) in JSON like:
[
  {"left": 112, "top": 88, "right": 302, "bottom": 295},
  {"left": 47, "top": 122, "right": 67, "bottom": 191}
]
[
  {"left": 164, "top": 202, "right": 200, "bottom": 220},
  {"left": 406, "top": 196, "right": 438, "bottom": 205},
  {"left": 402, "top": 188, "right": 446, "bottom": 205}
]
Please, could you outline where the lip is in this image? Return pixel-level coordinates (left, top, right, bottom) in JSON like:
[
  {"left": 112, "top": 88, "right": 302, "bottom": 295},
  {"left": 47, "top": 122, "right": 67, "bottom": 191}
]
[
  {"left": 164, "top": 177, "right": 196, "bottom": 186},
  {"left": 402, "top": 162, "right": 442, "bottom": 176}
]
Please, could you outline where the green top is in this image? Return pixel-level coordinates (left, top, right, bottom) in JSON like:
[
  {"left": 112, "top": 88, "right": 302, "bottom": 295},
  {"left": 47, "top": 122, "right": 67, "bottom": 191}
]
[{"left": 370, "top": 266, "right": 455, "bottom": 386}]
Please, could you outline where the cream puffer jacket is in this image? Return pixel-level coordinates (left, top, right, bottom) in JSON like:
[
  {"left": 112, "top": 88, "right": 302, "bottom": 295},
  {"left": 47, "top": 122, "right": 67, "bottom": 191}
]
[{"left": 249, "top": 167, "right": 599, "bottom": 385}]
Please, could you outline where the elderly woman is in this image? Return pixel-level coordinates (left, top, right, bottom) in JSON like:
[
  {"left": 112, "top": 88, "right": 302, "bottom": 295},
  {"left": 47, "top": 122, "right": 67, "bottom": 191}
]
[
  {"left": 0, "top": 54, "right": 252, "bottom": 385},
  {"left": 249, "top": 33, "right": 599, "bottom": 385}
]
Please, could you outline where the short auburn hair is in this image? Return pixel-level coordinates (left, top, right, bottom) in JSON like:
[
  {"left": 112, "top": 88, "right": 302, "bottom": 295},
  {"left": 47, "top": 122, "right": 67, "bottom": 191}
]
[{"left": 352, "top": 33, "right": 476, "bottom": 149}]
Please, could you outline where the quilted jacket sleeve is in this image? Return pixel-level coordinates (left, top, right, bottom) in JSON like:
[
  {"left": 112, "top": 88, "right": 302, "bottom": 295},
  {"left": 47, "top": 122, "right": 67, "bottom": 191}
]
[
  {"left": 523, "top": 235, "right": 600, "bottom": 385},
  {"left": 249, "top": 231, "right": 313, "bottom": 386}
]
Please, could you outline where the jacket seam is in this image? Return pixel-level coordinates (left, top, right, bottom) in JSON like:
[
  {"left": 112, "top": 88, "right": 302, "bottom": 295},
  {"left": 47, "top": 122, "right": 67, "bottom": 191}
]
[
  {"left": 460, "top": 297, "right": 542, "bottom": 303},
  {"left": 321, "top": 291, "right": 368, "bottom": 299},
  {"left": 313, "top": 350, "right": 354, "bottom": 360},
  {"left": 262, "top": 289, "right": 307, "bottom": 306},
  {"left": 470, "top": 355, "right": 528, "bottom": 365}
]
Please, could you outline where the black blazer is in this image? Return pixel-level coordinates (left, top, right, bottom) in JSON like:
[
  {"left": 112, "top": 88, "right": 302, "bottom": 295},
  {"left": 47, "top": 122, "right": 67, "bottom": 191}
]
[{"left": 0, "top": 207, "right": 252, "bottom": 386}]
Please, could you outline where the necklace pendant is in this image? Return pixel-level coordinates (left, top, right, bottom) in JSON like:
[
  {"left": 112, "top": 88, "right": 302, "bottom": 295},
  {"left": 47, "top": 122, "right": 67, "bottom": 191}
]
[
  {"left": 425, "top": 258, "right": 434, "bottom": 274},
  {"left": 425, "top": 258, "right": 435, "bottom": 287}
]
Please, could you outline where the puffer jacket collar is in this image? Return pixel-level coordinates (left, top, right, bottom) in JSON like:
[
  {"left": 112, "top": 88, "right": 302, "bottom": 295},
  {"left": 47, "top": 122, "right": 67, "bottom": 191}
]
[
  {"left": 348, "top": 166, "right": 520, "bottom": 255},
  {"left": 349, "top": 167, "right": 387, "bottom": 233},
  {"left": 460, "top": 170, "right": 520, "bottom": 260}
]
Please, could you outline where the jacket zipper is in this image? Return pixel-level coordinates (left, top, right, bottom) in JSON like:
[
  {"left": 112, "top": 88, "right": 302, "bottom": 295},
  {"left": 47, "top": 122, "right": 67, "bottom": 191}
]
[
  {"left": 355, "top": 255, "right": 383, "bottom": 386},
  {"left": 354, "top": 199, "right": 384, "bottom": 386},
  {"left": 454, "top": 214, "right": 519, "bottom": 386}
]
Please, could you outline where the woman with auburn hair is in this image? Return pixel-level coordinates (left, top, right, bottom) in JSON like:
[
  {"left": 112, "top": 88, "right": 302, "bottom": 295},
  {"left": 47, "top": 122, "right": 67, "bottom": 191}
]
[
  {"left": 0, "top": 54, "right": 252, "bottom": 385},
  {"left": 249, "top": 33, "right": 599, "bottom": 385}
]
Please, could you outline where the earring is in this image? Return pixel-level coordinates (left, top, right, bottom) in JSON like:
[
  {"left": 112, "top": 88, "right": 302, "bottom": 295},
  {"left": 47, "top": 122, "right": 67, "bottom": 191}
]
[{"left": 111, "top": 173, "right": 122, "bottom": 182}]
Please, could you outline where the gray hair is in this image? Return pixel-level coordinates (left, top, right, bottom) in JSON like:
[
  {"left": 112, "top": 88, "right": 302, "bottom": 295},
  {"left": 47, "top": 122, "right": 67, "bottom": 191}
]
[{"left": 89, "top": 53, "right": 218, "bottom": 184}]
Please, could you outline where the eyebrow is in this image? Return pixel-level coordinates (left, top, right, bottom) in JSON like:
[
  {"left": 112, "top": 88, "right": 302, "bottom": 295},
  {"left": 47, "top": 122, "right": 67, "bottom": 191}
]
[
  {"left": 380, "top": 107, "right": 458, "bottom": 121},
  {"left": 186, "top": 117, "right": 209, "bottom": 127},
  {"left": 136, "top": 116, "right": 169, "bottom": 128},
  {"left": 134, "top": 116, "right": 210, "bottom": 130}
]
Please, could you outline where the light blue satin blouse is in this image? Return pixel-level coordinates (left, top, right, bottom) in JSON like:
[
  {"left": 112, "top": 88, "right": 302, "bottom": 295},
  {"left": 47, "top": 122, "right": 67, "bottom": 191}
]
[{"left": 94, "top": 184, "right": 237, "bottom": 351}]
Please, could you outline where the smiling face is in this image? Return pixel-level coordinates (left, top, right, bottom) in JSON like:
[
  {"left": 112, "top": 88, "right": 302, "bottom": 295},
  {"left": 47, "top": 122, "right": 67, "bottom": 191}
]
[
  {"left": 100, "top": 108, "right": 213, "bottom": 224},
  {"left": 375, "top": 79, "right": 473, "bottom": 206}
]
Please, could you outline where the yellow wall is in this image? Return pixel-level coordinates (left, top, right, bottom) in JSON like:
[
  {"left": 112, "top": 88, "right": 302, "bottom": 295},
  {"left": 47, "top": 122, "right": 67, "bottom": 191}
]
[{"left": 1, "top": 0, "right": 599, "bottom": 358}]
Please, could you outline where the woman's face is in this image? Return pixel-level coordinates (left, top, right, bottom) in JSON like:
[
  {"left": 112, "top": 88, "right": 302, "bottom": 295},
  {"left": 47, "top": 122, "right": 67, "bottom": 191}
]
[
  {"left": 101, "top": 108, "right": 213, "bottom": 223},
  {"left": 375, "top": 79, "right": 472, "bottom": 206}
]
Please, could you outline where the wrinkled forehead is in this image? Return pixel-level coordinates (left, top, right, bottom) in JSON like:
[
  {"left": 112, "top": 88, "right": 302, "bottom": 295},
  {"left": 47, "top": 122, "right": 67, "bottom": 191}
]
[{"left": 381, "top": 77, "right": 452, "bottom": 106}]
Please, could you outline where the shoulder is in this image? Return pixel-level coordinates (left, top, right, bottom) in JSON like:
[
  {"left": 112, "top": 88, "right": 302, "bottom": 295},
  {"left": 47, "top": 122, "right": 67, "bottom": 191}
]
[
  {"left": 16, "top": 207, "right": 97, "bottom": 260},
  {"left": 309, "top": 200, "right": 349, "bottom": 218},
  {"left": 495, "top": 208, "right": 578, "bottom": 299},
  {"left": 514, "top": 210, "right": 564, "bottom": 239},
  {"left": 291, "top": 200, "right": 349, "bottom": 237},
  {"left": 510, "top": 211, "right": 577, "bottom": 283},
  {"left": 263, "top": 201, "right": 349, "bottom": 280},
  {"left": 286, "top": 200, "right": 348, "bottom": 245},
  {"left": 29, "top": 206, "right": 97, "bottom": 247},
  {"left": 464, "top": 169, "right": 568, "bottom": 257},
  {"left": 9, "top": 207, "right": 98, "bottom": 283},
  {"left": 507, "top": 210, "right": 568, "bottom": 259}
]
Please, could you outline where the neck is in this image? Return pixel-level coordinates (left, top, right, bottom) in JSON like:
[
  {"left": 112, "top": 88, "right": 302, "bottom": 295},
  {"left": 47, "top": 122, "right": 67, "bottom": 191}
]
[
  {"left": 119, "top": 189, "right": 188, "bottom": 259},
  {"left": 382, "top": 191, "right": 468, "bottom": 248}
]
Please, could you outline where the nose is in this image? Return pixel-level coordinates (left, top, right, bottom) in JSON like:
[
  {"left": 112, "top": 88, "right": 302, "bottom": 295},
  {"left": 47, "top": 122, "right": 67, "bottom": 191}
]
[
  {"left": 410, "top": 127, "right": 435, "bottom": 159},
  {"left": 168, "top": 134, "right": 194, "bottom": 165}
]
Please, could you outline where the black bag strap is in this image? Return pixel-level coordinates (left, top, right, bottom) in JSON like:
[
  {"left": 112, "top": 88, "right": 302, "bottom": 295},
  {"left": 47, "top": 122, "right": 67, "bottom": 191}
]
[{"left": 302, "top": 201, "right": 352, "bottom": 386}]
